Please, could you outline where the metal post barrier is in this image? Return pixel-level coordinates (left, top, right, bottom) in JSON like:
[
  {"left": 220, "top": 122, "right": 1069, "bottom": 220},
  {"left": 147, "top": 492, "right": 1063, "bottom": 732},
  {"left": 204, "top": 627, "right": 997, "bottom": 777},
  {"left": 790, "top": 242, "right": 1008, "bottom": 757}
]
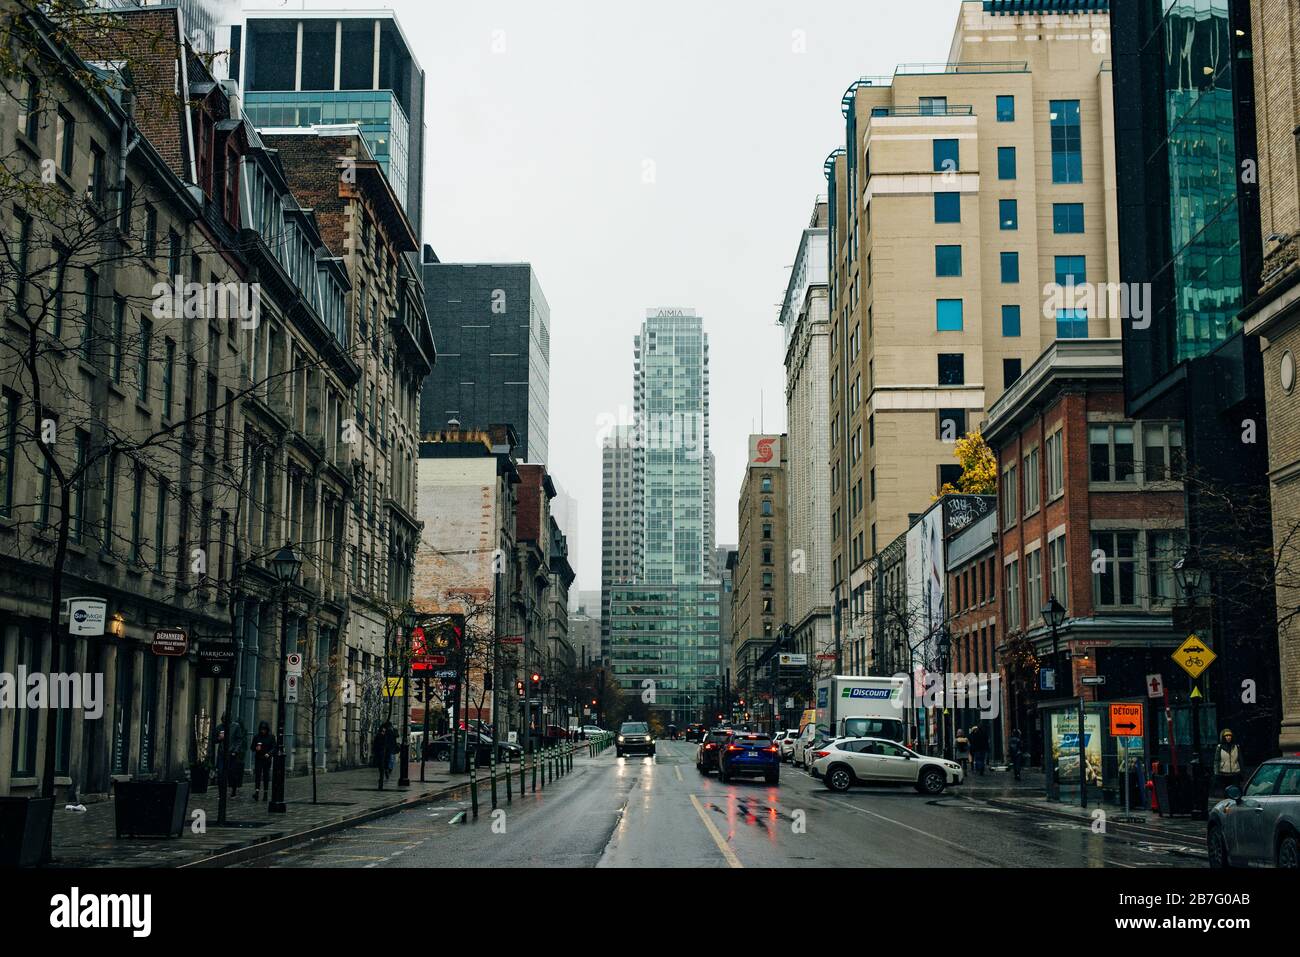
[
  {"left": 470, "top": 748, "right": 479, "bottom": 819},
  {"left": 490, "top": 746, "right": 498, "bottom": 810},
  {"left": 506, "top": 752, "right": 512, "bottom": 803},
  {"left": 532, "top": 747, "right": 538, "bottom": 792}
]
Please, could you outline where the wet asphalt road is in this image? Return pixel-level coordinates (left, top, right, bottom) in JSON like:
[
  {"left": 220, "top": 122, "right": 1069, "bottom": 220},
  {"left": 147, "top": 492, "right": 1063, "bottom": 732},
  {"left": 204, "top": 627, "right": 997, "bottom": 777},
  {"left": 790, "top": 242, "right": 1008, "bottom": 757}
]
[{"left": 243, "top": 741, "right": 1207, "bottom": 868}]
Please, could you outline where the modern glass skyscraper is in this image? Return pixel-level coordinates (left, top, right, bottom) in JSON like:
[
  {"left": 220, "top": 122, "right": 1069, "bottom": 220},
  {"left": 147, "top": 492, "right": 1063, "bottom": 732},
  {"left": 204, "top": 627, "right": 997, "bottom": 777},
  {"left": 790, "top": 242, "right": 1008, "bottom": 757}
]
[
  {"left": 607, "top": 309, "right": 719, "bottom": 722},
  {"left": 633, "top": 309, "right": 713, "bottom": 584}
]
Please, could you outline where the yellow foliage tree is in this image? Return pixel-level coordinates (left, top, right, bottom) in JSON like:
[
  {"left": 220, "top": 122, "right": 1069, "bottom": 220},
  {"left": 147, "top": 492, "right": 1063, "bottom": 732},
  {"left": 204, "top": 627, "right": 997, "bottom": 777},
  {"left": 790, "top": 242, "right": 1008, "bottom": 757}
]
[{"left": 937, "top": 431, "right": 998, "bottom": 497}]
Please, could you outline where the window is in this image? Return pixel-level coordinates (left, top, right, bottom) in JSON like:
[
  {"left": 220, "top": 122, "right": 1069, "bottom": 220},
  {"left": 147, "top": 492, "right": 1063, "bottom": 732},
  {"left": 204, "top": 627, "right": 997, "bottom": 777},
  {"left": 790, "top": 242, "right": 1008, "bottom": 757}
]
[
  {"left": 120, "top": 178, "right": 134, "bottom": 235},
  {"left": 933, "top": 138, "right": 959, "bottom": 173},
  {"left": 137, "top": 316, "right": 152, "bottom": 402},
  {"left": 167, "top": 229, "right": 181, "bottom": 281},
  {"left": 162, "top": 338, "right": 176, "bottom": 418},
  {"left": 144, "top": 205, "right": 158, "bottom": 258},
  {"left": 1053, "top": 203, "right": 1085, "bottom": 234},
  {"left": 81, "top": 270, "right": 98, "bottom": 360},
  {"left": 0, "top": 391, "right": 16, "bottom": 517},
  {"left": 762, "top": 547, "right": 773, "bottom": 565},
  {"left": 920, "top": 96, "right": 948, "bottom": 116},
  {"left": 938, "top": 464, "right": 961, "bottom": 491},
  {"left": 996, "top": 95, "right": 1015, "bottom": 122},
  {"left": 88, "top": 142, "right": 107, "bottom": 206},
  {"left": 1056, "top": 309, "right": 1089, "bottom": 339},
  {"left": 13, "top": 209, "right": 31, "bottom": 316},
  {"left": 1055, "top": 255, "right": 1086, "bottom": 288},
  {"left": 1003, "top": 358, "right": 1022, "bottom": 388},
  {"left": 1045, "top": 430, "right": 1064, "bottom": 498},
  {"left": 110, "top": 297, "right": 125, "bottom": 382},
  {"left": 1001, "top": 304, "right": 1021, "bottom": 337},
  {"left": 997, "top": 146, "right": 1017, "bottom": 180},
  {"left": 938, "top": 408, "right": 967, "bottom": 441},
  {"left": 1025, "top": 548, "right": 1043, "bottom": 623},
  {"left": 762, "top": 523, "right": 772, "bottom": 540},
  {"left": 1023, "top": 446, "right": 1040, "bottom": 514},
  {"left": 1004, "top": 557, "right": 1021, "bottom": 630},
  {"left": 56, "top": 107, "right": 75, "bottom": 174},
  {"left": 1049, "top": 99, "right": 1082, "bottom": 183},
  {"left": 1089, "top": 424, "right": 1135, "bottom": 482},
  {"left": 17, "top": 73, "right": 39, "bottom": 140},
  {"left": 1093, "top": 531, "right": 1137, "bottom": 606},
  {"left": 936, "top": 299, "right": 964, "bottom": 332},
  {"left": 154, "top": 477, "right": 169, "bottom": 572},
  {"left": 934, "top": 192, "right": 961, "bottom": 223},
  {"left": 70, "top": 430, "right": 89, "bottom": 543},
  {"left": 130, "top": 463, "right": 145, "bottom": 562},
  {"left": 938, "top": 353, "right": 964, "bottom": 385},
  {"left": 761, "top": 499, "right": 772, "bottom": 516},
  {"left": 999, "top": 199, "right": 1018, "bottom": 230},
  {"left": 1048, "top": 535, "right": 1068, "bottom": 606},
  {"left": 870, "top": 468, "right": 877, "bottom": 500},
  {"left": 1002, "top": 465, "right": 1018, "bottom": 527},
  {"left": 762, "top": 571, "right": 773, "bottom": 588},
  {"left": 1143, "top": 423, "right": 1184, "bottom": 481},
  {"left": 1000, "top": 252, "right": 1020, "bottom": 284},
  {"left": 1147, "top": 530, "right": 1186, "bottom": 605},
  {"left": 760, "top": 475, "right": 773, "bottom": 493},
  {"left": 935, "top": 245, "right": 962, "bottom": 277}
]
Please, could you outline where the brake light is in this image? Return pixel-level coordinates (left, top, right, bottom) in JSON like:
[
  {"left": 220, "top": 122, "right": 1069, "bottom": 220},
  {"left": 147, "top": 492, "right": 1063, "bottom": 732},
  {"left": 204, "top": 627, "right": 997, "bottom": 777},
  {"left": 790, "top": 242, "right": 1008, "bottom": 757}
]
[
  {"left": 764, "top": 746, "right": 779, "bottom": 753},
  {"left": 705, "top": 743, "right": 716, "bottom": 750},
  {"left": 726, "top": 745, "right": 742, "bottom": 751},
  {"left": 814, "top": 750, "right": 830, "bottom": 759}
]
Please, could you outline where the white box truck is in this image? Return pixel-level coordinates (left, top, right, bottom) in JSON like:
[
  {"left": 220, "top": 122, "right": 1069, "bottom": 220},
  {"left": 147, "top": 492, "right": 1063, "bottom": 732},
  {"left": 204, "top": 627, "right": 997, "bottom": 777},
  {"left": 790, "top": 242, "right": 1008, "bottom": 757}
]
[{"left": 815, "top": 675, "right": 908, "bottom": 744}]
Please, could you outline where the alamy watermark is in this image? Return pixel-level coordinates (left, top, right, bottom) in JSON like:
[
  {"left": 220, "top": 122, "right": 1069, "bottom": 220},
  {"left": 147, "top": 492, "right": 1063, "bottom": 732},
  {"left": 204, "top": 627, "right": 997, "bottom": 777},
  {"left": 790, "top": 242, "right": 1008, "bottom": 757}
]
[{"left": 0, "top": 668, "right": 104, "bottom": 719}]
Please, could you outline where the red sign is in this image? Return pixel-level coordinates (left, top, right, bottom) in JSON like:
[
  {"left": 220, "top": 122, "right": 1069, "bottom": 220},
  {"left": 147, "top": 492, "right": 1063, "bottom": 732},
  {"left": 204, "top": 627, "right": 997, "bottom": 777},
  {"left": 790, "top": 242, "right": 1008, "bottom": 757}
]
[
  {"left": 412, "top": 654, "right": 447, "bottom": 672},
  {"left": 499, "top": 635, "right": 524, "bottom": 645},
  {"left": 152, "top": 629, "right": 188, "bottom": 657}
]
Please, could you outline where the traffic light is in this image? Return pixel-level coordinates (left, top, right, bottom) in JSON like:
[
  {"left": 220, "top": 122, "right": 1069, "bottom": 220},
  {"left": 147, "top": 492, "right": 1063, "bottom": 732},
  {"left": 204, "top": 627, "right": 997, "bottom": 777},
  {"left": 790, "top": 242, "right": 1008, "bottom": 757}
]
[
  {"left": 530, "top": 671, "right": 543, "bottom": 693},
  {"left": 483, "top": 670, "right": 492, "bottom": 691},
  {"left": 515, "top": 679, "right": 525, "bottom": 698}
]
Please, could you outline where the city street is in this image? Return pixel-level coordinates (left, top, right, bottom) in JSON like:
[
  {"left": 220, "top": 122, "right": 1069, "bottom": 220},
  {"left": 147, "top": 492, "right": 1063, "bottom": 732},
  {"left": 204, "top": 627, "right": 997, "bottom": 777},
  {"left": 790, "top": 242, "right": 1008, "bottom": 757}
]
[{"left": 245, "top": 741, "right": 1207, "bottom": 868}]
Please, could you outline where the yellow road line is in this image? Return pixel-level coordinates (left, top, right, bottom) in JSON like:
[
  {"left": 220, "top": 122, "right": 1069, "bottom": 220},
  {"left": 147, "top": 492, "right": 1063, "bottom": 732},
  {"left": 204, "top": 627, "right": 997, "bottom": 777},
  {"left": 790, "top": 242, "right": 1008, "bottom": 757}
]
[{"left": 689, "top": 794, "right": 742, "bottom": 869}]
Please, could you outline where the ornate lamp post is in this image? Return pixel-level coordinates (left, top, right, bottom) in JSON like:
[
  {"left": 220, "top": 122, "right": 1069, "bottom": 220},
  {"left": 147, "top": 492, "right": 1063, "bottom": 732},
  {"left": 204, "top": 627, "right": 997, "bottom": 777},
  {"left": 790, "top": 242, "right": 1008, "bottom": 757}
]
[
  {"left": 1044, "top": 595, "right": 1066, "bottom": 801},
  {"left": 1173, "top": 550, "right": 1206, "bottom": 774},
  {"left": 269, "top": 543, "right": 301, "bottom": 813},
  {"left": 398, "top": 606, "right": 416, "bottom": 787}
]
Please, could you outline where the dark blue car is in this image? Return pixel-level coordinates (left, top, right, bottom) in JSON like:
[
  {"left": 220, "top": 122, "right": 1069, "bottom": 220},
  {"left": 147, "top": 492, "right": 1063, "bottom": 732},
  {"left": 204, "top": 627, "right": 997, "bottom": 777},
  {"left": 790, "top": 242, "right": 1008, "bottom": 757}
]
[{"left": 718, "top": 733, "right": 780, "bottom": 785}]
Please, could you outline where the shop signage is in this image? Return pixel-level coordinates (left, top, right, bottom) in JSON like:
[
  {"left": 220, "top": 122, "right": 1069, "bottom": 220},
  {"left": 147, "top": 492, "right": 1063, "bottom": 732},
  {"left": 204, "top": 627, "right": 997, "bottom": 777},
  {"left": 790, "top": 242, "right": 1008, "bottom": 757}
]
[
  {"left": 151, "top": 629, "right": 188, "bottom": 657},
  {"left": 67, "top": 597, "right": 107, "bottom": 636}
]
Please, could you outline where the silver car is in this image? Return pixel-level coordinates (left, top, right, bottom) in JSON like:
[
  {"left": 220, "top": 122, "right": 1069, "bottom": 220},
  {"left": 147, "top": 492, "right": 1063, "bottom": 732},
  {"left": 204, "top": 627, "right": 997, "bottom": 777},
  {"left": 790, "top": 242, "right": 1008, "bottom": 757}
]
[{"left": 1207, "top": 756, "right": 1300, "bottom": 868}]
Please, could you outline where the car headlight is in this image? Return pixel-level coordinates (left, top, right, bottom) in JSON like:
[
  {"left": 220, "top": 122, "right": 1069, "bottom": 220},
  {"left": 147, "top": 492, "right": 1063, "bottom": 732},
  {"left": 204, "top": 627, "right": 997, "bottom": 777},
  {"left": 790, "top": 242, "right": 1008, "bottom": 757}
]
[{"left": 617, "top": 735, "right": 625, "bottom": 743}]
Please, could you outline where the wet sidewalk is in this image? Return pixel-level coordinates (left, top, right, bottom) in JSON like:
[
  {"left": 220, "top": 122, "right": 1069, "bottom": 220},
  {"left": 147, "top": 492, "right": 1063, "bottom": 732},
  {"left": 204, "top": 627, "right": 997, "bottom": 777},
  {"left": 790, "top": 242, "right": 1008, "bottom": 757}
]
[{"left": 48, "top": 747, "right": 589, "bottom": 868}]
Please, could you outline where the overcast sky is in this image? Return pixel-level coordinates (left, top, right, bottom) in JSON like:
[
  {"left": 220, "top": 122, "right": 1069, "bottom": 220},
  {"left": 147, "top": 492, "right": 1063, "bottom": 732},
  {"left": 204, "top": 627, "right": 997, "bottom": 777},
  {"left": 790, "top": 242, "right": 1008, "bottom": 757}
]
[{"left": 249, "top": 0, "right": 965, "bottom": 593}]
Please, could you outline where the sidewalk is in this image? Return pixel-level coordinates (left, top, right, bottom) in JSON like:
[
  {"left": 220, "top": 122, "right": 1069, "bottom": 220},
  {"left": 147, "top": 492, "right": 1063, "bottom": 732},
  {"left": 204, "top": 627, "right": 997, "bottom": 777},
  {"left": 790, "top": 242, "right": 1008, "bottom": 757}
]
[
  {"left": 48, "top": 748, "right": 588, "bottom": 868},
  {"left": 965, "top": 766, "right": 1208, "bottom": 850}
]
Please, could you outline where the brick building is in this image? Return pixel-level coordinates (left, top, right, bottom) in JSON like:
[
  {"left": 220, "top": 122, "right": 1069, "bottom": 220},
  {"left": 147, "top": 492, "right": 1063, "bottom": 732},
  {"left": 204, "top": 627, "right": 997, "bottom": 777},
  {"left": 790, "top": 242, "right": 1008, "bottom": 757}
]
[{"left": 984, "top": 339, "right": 1185, "bottom": 775}]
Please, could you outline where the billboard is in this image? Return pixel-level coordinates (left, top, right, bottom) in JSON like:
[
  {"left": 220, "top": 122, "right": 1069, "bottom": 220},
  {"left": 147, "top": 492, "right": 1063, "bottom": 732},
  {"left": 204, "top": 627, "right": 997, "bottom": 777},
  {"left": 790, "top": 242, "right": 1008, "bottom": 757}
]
[{"left": 905, "top": 505, "right": 946, "bottom": 649}]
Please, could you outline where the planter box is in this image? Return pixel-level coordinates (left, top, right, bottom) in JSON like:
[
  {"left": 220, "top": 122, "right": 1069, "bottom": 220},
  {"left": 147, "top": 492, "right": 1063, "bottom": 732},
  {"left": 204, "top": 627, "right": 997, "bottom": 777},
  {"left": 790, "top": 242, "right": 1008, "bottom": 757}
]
[
  {"left": 189, "top": 764, "right": 210, "bottom": 794},
  {"left": 0, "top": 797, "right": 54, "bottom": 867},
  {"left": 1153, "top": 772, "right": 1208, "bottom": 817},
  {"left": 113, "top": 780, "right": 190, "bottom": 838}
]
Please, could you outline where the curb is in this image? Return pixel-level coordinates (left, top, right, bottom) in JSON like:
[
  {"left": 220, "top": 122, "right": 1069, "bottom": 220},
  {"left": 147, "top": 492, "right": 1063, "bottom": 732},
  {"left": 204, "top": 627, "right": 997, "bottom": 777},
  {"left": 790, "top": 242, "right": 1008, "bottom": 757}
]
[
  {"left": 178, "top": 778, "right": 472, "bottom": 868},
  {"left": 180, "top": 745, "right": 602, "bottom": 868},
  {"left": 984, "top": 796, "right": 1209, "bottom": 855}
]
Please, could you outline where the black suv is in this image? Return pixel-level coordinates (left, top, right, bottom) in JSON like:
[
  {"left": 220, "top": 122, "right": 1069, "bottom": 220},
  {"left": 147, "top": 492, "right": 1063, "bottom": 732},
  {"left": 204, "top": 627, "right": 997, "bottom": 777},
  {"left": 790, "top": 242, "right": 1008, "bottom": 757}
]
[
  {"left": 616, "top": 721, "right": 655, "bottom": 758},
  {"left": 696, "top": 729, "right": 734, "bottom": 774}
]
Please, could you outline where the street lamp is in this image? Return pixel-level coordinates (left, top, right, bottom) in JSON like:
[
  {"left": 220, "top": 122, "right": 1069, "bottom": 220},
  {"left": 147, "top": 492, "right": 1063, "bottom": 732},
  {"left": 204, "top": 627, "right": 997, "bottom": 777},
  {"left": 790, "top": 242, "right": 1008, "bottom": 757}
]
[
  {"left": 1044, "top": 595, "right": 1066, "bottom": 803},
  {"left": 269, "top": 542, "right": 301, "bottom": 813},
  {"left": 936, "top": 627, "right": 952, "bottom": 759},
  {"left": 1174, "top": 549, "right": 1206, "bottom": 777},
  {"left": 398, "top": 607, "right": 416, "bottom": 787}
]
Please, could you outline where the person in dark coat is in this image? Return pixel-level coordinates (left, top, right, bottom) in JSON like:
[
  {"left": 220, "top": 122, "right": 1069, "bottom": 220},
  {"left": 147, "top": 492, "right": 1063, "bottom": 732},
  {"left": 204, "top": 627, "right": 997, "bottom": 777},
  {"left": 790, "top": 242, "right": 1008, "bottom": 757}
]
[
  {"left": 1008, "top": 728, "right": 1024, "bottom": 781},
  {"left": 969, "top": 724, "right": 987, "bottom": 776},
  {"left": 374, "top": 721, "right": 397, "bottom": 788},
  {"left": 214, "top": 713, "right": 247, "bottom": 798},
  {"left": 250, "top": 721, "right": 276, "bottom": 802}
]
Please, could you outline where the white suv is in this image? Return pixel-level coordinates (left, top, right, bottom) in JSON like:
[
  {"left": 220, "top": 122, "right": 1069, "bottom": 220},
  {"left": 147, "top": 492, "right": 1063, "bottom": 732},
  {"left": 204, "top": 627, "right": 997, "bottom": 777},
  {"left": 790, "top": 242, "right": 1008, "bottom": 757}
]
[
  {"left": 812, "top": 737, "right": 963, "bottom": 795},
  {"left": 777, "top": 729, "right": 799, "bottom": 762}
]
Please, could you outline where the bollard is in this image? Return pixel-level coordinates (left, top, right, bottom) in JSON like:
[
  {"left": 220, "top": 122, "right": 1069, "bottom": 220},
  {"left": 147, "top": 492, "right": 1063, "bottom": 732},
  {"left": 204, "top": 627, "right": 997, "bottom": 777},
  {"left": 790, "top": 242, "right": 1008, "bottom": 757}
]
[
  {"left": 491, "top": 748, "right": 498, "bottom": 810},
  {"left": 531, "top": 748, "right": 537, "bottom": 792},
  {"left": 470, "top": 749, "right": 479, "bottom": 819},
  {"left": 506, "top": 752, "right": 513, "bottom": 803}
]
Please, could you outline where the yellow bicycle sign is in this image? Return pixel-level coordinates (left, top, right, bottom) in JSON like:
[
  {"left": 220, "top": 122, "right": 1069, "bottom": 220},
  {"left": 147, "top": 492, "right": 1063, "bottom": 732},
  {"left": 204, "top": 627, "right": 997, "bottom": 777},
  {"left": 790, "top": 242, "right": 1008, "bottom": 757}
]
[{"left": 1171, "top": 635, "right": 1216, "bottom": 679}]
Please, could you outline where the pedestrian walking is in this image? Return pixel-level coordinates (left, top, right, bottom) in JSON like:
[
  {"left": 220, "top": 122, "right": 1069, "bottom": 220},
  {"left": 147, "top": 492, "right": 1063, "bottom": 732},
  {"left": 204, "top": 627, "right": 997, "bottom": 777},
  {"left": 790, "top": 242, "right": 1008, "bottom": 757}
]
[
  {"left": 1212, "top": 728, "right": 1243, "bottom": 797},
  {"left": 969, "top": 724, "right": 987, "bottom": 776},
  {"left": 250, "top": 721, "right": 276, "bottom": 802},
  {"left": 1008, "top": 728, "right": 1024, "bottom": 782},
  {"left": 955, "top": 729, "right": 970, "bottom": 775},
  {"left": 214, "top": 713, "right": 247, "bottom": 798}
]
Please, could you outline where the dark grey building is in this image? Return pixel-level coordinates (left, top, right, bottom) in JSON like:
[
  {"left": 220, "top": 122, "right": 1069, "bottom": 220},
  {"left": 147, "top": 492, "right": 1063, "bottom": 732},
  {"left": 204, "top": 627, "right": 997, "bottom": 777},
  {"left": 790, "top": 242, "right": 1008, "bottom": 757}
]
[{"left": 420, "top": 255, "right": 551, "bottom": 463}]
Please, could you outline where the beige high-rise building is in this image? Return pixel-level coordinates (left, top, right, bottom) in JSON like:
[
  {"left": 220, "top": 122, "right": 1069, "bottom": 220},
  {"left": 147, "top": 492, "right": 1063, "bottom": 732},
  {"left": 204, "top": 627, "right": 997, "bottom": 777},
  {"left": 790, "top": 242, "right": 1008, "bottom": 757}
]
[
  {"left": 780, "top": 201, "right": 835, "bottom": 676},
  {"left": 826, "top": 0, "right": 1119, "bottom": 671},
  {"left": 1241, "top": 0, "right": 1300, "bottom": 752}
]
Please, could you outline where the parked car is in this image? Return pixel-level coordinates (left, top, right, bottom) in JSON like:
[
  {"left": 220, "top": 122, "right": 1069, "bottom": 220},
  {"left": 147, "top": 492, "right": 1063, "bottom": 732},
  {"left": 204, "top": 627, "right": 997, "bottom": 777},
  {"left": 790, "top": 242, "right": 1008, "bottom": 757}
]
[
  {"left": 776, "top": 729, "right": 799, "bottom": 762},
  {"left": 811, "top": 737, "right": 963, "bottom": 795},
  {"left": 616, "top": 721, "right": 655, "bottom": 758},
  {"left": 696, "top": 729, "right": 735, "bottom": 774},
  {"left": 581, "top": 725, "right": 606, "bottom": 738},
  {"left": 718, "top": 732, "right": 780, "bottom": 785},
  {"left": 427, "top": 732, "right": 521, "bottom": 765},
  {"left": 1207, "top": 756, "right": 1300, "bottom": 868},
  {"left": 792, "top": 724, "right": 830, "bottom": 769}
]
